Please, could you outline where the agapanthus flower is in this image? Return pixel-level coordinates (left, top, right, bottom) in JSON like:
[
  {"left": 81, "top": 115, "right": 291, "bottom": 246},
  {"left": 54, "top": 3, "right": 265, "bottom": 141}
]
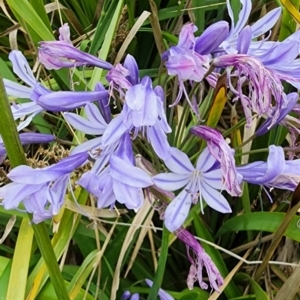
[
  {"left": 0, "top": 152, "right": 88, "bottom": 223},
  {"left": 212, "top": 53, "right": 287, "bottom": 127},
  {"left": 238, "top": 145, "right": 300, "bottom": 191},
  {"left": 152, "top": 147, "right": 231, "bottom": 232},
  {"left": 121, "top": 279, "right": 174, "bottom": 300},
  {"left": 220, "top": 0, "right": 281, "bottom": 54},
  {"left": 64, "top": 93, "right": 117, "bottom": 171},
  {"left": 102, "top": 54, "right": 171, "bottom": 160},
  {"left": 0, "top": 133, "right": 55, "bottom": 163},
  {"left": 190, "top": 125, "right": 242, "bottom": 197},
  {"left": 4, "top": 50, "right": 109, "bottom": 126},
  {"left": 38, "top": 24, "right": 113, "bottom": 70},
  {"left": 256, "top": 92, "right": 299, "bottom": 136},
  {"left": 4, "top": 50, "right": 48, "bottom": 130},
  {"left": 176, "top": 228, "right": 223, "bottom": 292},
  {"left": 161, "top": 23, "right": 210, "bottom": 115},
  {"left": 78, "top": 133, "right": 153, "bottom": 210}
]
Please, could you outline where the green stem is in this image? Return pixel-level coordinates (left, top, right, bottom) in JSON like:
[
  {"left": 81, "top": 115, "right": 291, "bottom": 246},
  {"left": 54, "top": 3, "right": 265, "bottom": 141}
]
[
  {"left": 147, "top": 226, "right": 169, "bottom": 300},
  {"left": 0, "top": 75, "right": 70, "bottom": 300}
]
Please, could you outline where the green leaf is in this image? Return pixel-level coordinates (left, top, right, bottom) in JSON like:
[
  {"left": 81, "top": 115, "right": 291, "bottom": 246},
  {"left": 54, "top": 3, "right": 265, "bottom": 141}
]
[{"left": 216, "top": 212, "right": 300, "bottom": 242}]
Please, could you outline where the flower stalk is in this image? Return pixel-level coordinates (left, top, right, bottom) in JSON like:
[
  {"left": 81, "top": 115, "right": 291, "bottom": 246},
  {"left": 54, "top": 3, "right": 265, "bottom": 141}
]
[{"left": 0, "top": 74, "right": 70, "bottom": 300}]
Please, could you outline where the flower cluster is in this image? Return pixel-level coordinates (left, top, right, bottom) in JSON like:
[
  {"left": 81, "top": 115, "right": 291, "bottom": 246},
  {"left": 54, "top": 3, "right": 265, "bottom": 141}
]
[{"left": 2, "top": 0, "right": 300, "bottom": 293}]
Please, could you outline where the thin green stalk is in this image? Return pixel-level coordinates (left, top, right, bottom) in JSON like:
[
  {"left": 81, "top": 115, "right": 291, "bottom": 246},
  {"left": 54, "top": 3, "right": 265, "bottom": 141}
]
[
  {"left": 0, "top": 75, "right": 70, "bottom": 300},
  {"left": 147, "top": 226, "right": 169, "bottom": 300}
]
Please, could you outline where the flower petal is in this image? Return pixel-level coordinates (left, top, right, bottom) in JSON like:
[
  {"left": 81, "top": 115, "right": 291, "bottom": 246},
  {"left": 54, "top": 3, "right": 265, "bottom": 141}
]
[
  {"left": 201, "top": 182, "right": 231, "bottom": 213},
  {"left": 164, "top": 188, "right": 192, "bottom": 232},
  {"left": 164, "top": 147, "right": 194, "bottom": 174},
  {"left": 110, "top": 155, "right": 153, "bottom": 188},
  {"left": 3, "top": 79, "right": 33, "bottom": 98},
  {"left": 152, "top": 173, "right": 190, "bottom": 191},
  {"left": 9, "top": 50, "right": 36, "bottom": 87}
]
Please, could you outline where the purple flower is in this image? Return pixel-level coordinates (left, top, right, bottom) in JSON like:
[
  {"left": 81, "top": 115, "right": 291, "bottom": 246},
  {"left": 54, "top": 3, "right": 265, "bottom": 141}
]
[
  {"left": 38, "top": 24, "right": 113, "bottom": 70},
  {"left": 78, "top": 133, "right": 153, "bottom": 210},
  {"left": 64, "top": 96, "right": 117, "bottom": 171},
  {"left": 176, "top": 228, "right": 223, "bottom": 292},
  {"left": 212, "top": 54, "right": 288, "bottom": 127},
  {"left": 0, "top": 152, "right": 88, "bottom": 223},
  {"left": 122, "top": 279, "right": 174, "bottom": 300},
  {"left": 194, "top": 21, "right": 229, "bottom": 55},
  {"left": 102, "top": 54, "right": 171, "bottom": 160},
  {"left": 161, "top": 24, "right": 210, "bottom": 115},
  {"left": 4, "top": 51, "right": 48, "bottom": 130},
  {"left": 238, "top": 145, "right": 300, "bottom": 191},
  {"left": 190, "top": 125, "right": 242, "bottom": 197},
  {"left": 256, "top": 92, "right": 299, "bottom": 136},
  {"left": 152, "top": 147, "right": 231, "bottom": 232},
  {"left": 220, "top": 0, "right": 281, "bottom": 54},
  {"left": 0, "top": 133, "right": 55, "bottom": 164}
]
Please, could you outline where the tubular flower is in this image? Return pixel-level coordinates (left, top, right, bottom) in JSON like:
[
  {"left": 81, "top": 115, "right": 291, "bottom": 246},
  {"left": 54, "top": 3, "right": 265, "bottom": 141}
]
[
  {"left": 121, "top": 279, "right": 174, "bottom": 300},
  {"left": 176, "top": 228, "right": 223, "bottom": 292},
  {"left": 38, "top": 24, "right": 113, "bottom": 70},
  {"left": 0, "top": 152, "right": 89, "bottom": 223},
  {"left": 161, "top": 23, "right": 210, "bottom": 115},
  {"left": 4, "top": 50, "right": 49, "bottom": 130},
  {"left": 190, "top": 125, "right": 242, "bottom": 197},
  {"left": 256, "top": 92, "right": 299, "bottom": 136},
  {"left": 78, "top": 133, "right": 153, "bottom": 210},
  {"left": 0, "top": 133, "right": 55, "bottom": 164},
  {"left": 238, "top": 145, "right": 300, "bottom": 191},
  {"left": 102, "top": 54, "right": 171, "bottom": 160},
  {"left": 152, "top": 147, "right": 231, "bottom": 232}
]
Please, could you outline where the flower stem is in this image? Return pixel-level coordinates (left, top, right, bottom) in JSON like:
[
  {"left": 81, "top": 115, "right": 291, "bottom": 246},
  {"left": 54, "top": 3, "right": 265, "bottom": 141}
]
[
  {"left": 147, "top": 226, "right": 169, "bottom": 300},
  {"left": 0, "top": 74, "right": 70, "bottom": 300}
]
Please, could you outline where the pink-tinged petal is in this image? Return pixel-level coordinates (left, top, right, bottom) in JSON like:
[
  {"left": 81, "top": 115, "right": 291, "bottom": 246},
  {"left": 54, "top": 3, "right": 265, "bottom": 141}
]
[
  {"left": 3, "top": 79, "right": 33, "bottom": 99},
  {"left": 178, "top": 23, "right": 197, "bottom": 48},
  {"left": 164, "top": 147, "right": 194, "bottom": 174},
  {"left": 101, "top": 114, "right": 128, "bottom": 147},
  {"left": 196, "top": 147, "right": 218, "bottom": 172},
  {"left": 110, "top": 155, "right": 153, "bottom": 188},
  {"left": 59, "top": 23, "right": 71, "bottom": 43},
  {"left": 152, "top": 173, "right": 190, "bottom": 191},
  {"left": 112, "top": 181, "right": 144, "bottom": 209},
  {"left": 164, "top": 188, "right": 192, "bottom": 232},
  {"left": 201, "top": 182, "right": 231, "bottom": 213},
  {"left": 38, "top": 41, "right": 113, "bottom": 70},
  {"left": 64, "top": 112, "right": 106, "bottom": 135},
  {"left": 9, "top": 50, "right": 36, "bottom": 87},
  {"left": 191, "top": 125, "right": 242, "bottom": 196},
  {"left": 147, "top": 123, "right": 171, "bottom": 160},
  {"left": 251, "top": 7, "right": 281, "bottom": 38},
  {"left": 84, "top": 103, "right": 107, "bottom": 126}
]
